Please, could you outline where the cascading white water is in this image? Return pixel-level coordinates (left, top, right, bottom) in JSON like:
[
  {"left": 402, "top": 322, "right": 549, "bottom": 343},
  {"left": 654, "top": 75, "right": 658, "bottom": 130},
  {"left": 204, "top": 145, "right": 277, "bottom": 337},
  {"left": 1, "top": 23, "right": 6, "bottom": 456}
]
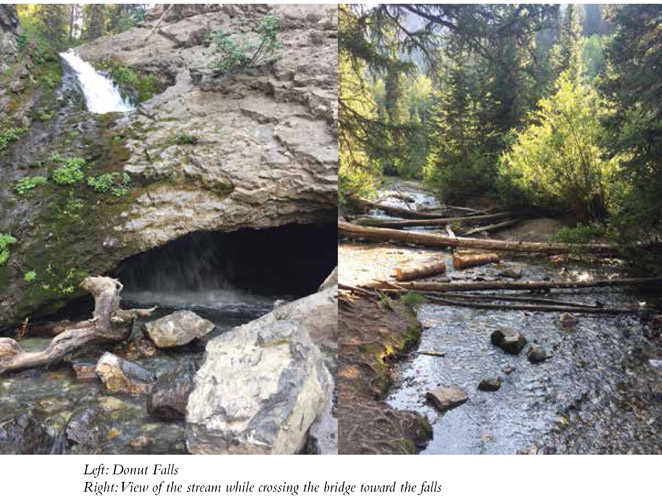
[{"left": 59, "top": 49, "right": 134, "bottom": 114}]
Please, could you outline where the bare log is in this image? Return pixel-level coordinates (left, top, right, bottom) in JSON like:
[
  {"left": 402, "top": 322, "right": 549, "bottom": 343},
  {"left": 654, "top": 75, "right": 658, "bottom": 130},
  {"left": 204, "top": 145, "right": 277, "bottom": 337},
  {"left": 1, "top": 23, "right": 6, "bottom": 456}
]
[
  {"left": 395, "top": 261, "right": 447, "bottom": 281},
  {"left": 461, "top": 218, "right": 522, "bottom": 236},
  {"left": 144, "top": 4, "right": 174, "bottom": 40},
  {"left": 0, "top": 277, "right": 156, "bottom": 375},
  {"left": 425, "top": 295, "right": 643, "bottom": 315},
  {"left": 453, "top": 253, "right": 500, "bottom": 270},
  {"left": 375, "top": 277, "right": 662, "bottom": 293},
  {"left": 354, "top": 211, "right": 516, "bottom": 229},
  {"left": 348, "top": 197, "right": 447, "bottom": 219},
  {"left": 338, "top": 221, "right": 622, "bottom": 256}
]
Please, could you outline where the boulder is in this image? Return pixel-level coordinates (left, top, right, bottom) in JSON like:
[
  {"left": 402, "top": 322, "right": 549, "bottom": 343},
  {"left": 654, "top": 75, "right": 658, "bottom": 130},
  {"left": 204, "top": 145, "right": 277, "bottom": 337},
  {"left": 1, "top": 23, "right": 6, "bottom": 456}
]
[
  {"left": 66, "top": 407, "right": 109, "bottom": 447},
  {"left": 560, "top": 312, "right": 579, "bottom": 328},
  {"left": 527, "top": 344, "right": 551, "bottom": 364},
  {"left": 95, "top": 352, "right": 156, "bottom": 394},
  {"left": 491, "top": 328, "right": 527, "bottom": 355},
  {"left": 186, "top": 317, "right": 332, "bottom": 454},
  {"left": 147, "top": 360, "right": 197, "bottom": 420},
  {"left": 305, "top": 398, "right": 337, "bottom": 455},
  {"left": 144, "top": 310, "right": 214, "bottom": 348},
  {"left": 426, "top": 387, "right": 468, "bottom": 412},
  {"left": 0, "top": 409, "right": 52, "bottom": 454},
  {"left": 71, "top": 360, "right": 99, "bottom": 381},
  {"left": 478, "top": 377, "right": 502, "bottom": 392},
  {"left": 318, "top": 266, "right": 337, "bottom": 292}
]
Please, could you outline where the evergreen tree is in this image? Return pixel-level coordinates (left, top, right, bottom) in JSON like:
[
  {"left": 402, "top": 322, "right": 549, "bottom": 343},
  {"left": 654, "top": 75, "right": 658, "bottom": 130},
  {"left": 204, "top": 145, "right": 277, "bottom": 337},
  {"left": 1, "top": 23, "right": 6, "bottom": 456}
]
[
  {"left": 82, "top": 4, "right": 107, "bottom": 41},
  {"left": 35, "top": 4, "right": 70, "bottom": 47},
  {"left": 551, "top": 5, "right": 584, "bottom": 80}
]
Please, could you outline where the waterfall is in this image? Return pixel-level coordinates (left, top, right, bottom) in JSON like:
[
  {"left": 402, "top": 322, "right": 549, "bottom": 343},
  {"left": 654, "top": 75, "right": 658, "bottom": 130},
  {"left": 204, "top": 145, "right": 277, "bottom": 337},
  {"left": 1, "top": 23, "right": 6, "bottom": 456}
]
[{"left": 59, "top": 49, "right": 134, "bottom": 114}]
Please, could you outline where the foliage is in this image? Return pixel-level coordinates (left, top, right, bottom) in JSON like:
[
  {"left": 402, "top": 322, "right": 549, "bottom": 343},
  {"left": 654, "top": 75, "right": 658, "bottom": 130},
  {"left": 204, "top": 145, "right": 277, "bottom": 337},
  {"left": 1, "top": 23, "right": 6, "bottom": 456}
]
[
  {"left": 550, "top": 223, "right": 606, "bottom": 244},
  {"left": 0, "top": 234, "right": 17, "bottom": 266},
  {"left": 15, "top": 176, "right": 47, "bottom": 196},
  {"left": 211, "top": 14, "right": 281, "bottom": 73},
  {"left": 87, "top": 172, "right": 131, "bottom": 197},
  {"left": 499, "top": 71, "right": 621, "bottom": 218},
  {"left": 81, "top": 4, "right": 106, "bottom": 41},
  {"left": 95, "top": 61, "right": 162, "bottom": 104},
  {"left": 23, "top": 270, "right": 36, "bottom": 283},
  {"left": 52, "top": 157, "right": 86, "bottom": 186},
  {"left": 582, "top": 35, "right": 605, "bottom": 82},
  {"left": 400, "top": 292, "right": 426, "bottom": 310},
  {"left": 172, "top": 132, "right": 198, "bottom": 145},
  {"left": 0, "top": 127, "right": 27, "bottom": 152}
]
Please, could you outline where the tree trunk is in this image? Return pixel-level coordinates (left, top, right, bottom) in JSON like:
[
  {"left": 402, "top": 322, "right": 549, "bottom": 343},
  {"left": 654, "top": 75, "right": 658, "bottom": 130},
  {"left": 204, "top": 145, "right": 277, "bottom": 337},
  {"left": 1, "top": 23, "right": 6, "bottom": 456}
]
[
  {"left": 461, "top": 218, "right": 522, "bottom": 236},
  {"left": 347, "top": 197, "right": 447, "bottom": 219},
  {"left": 353, "top": 211, "right": 516, "bottom": 229},
  {"left": 375, "top": 277, "right": 662, "bottom": 293},
  {"left": 395, "top": 261, "right": 446, "bottom": 281},
  {"left": 0, "top": 277, "right": 155, "bottom": 375},
  {"left": 452, "top": 253, "right": 500, "bottom": 270},
  {"left": 338, "top": 221, "right": 622, "bottom": 256}
]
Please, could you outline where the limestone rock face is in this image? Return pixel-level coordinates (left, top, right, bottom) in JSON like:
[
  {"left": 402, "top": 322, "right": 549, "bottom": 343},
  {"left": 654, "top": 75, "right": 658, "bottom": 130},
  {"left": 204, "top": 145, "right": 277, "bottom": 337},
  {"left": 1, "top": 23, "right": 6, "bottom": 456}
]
[
  {"left": 186, "top": 316, "right": 332, "bottom": 454},
  {"left": 96, "top": 352, "right": 156, "bottom": 394},
  {"left": 144, "top": 310, "right": 214, "bottom": 348}
]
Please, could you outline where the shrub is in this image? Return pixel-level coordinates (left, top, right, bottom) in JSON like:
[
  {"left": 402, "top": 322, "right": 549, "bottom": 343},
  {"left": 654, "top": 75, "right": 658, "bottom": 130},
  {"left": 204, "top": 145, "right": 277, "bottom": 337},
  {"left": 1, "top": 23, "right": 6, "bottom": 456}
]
[
  {"left": 15, "top": 176, "right": 47, "bottom": 196},
  {"left": 551, "top": 223, "right": 606, "bottom": 244},
  {"left": 87, "top": 172, "right": 131, "bottom": 197},
  {"left": 23, "top": 270, "right": 36, "bottom": 282},
  {"left": 52, "top": 157, "right": 86, "bottom": 185},
  {"left": 0, "top": 233, "right": 17, "bottom": 266},
  {"left": 95, "top": 61, "right": 163, "bottom": 103},
  {"left": 0, "top": 127, "right": 27, "bottom": 152},
  {"left": 400, "top": 292, "right": 426, "bottom": 310},
  {"left": 172, "top": 132, "right": 198, "bottom": 145},
  {"left": 211, "top": 14, "right": 281, "bottom": 73}
]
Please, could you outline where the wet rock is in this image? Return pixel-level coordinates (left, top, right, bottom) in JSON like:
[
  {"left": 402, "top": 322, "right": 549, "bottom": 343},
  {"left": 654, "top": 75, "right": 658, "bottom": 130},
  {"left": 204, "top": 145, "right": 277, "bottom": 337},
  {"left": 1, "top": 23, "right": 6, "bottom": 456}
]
[
  {"left": 66, "top": 407, "right": 109, "bottom": 447},
  {"left": 478, "top": 377, "right": 502, "bottom": 392},
  {"left": 305, "top": 398, "right": 337, "bottom": 455},
  {"left": 499, "top": 267, "right": 523, "bottom": 279},
  {"left": 187, "top": 317, "right": 332, "bottom": 454},
  {"left": 0, "top": 338, "right": 21, "bottom": 359},
  {"left": 116, "top": 336, "right": 158, "bottom": 360},
  {"left": 527, "top": 344, "right": 551, "bottom": 364},
  {"left": 491, "top": 328, "right": 527, "bottom": 355},
  {"left": 648, "top": 359, "right": 662, "bottom": 372},
  {"left": 0, "top": 409, "right": 53, "bottom": 454},
  {"left": 71, "top": 360, "right": 98, "bottom": 381},
  {"left": 96, "top": 352, "right": 156, "bottom": 394},
  {"left": 426, "top": 387, "right": 468, "bottom": 412},
  {"left": 147, "top": 361, "right": 197, "bottom": 420},
  {"left": 144, "top": 310, "right": 214, "bottom": 348},
  {"left": 560, "top": 312, "right": 579, "bottom": 328},
  {"left": 502, "top": 365, "right": 516, "bottom": 375}
]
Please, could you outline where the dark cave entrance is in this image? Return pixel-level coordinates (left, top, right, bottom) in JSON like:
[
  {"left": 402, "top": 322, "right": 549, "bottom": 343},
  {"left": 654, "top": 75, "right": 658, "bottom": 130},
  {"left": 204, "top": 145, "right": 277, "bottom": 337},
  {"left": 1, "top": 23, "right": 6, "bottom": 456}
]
[{"left": 114, "top": 223, "right": 337, "bottom": 298}]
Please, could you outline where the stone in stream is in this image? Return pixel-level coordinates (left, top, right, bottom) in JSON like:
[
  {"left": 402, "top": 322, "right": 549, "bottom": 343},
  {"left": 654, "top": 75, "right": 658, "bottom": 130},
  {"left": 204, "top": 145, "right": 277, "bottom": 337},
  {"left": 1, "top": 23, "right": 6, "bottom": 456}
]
[
  {"left": 559, "top": 312, "right": 579, "bottom": 328},
  {"left": 478, "top": 377, "right": 502, "bottom": 392},
  {"left": 143, "top": 310, "right": 214, "bottom": 348},
  {"left": 426, "top": 387, "right": 468, "bottom": 412},
  {"left": 66, "top": 407, "right": 109, "bottom": 448},
  {"left": 527, "top": 344, "right": 552, "bottom": 364},
  {"left": 147, "top": 360, "right": 197, "bottom": 421},
  {"left": 186, "top": 317, "right": 332, "bottom": 454},
  {"left": 0, "top": 409, "right": 53, "bottom": 454},
  {"left": 70, "top": 360, "right": 98, "bottom": 381},
  {"left": 491, "top": 328, "right": 527, "bottom": 355},
  {"left": 0, "top": 337, "right": 21, "bottom": 359},
  {"left": 498, "top": 267, "right": 523, "bottom": 279},
  {"left": 96, "top": 352, "right": 156, "bottom": 394}
]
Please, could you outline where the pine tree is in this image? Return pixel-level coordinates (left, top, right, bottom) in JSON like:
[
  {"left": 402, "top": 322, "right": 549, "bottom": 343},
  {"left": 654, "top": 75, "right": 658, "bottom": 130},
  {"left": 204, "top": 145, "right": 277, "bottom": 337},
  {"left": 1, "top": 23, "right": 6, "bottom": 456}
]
[
  {"left": 82, "top": 4, "right": 107, "bottom": 41},
  {"left": 551, "top": 5, "right": 584, "bottom": 80},
  {"left": 35, "top": 4, "right": 70, "bottom": 47}
]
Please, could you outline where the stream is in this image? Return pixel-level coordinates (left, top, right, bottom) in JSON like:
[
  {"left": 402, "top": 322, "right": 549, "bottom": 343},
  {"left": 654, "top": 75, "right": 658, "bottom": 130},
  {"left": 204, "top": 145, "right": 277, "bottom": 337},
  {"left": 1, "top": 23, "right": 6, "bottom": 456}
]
[{"left": 347, "top": 179, "right": 662, "bottom": 454}]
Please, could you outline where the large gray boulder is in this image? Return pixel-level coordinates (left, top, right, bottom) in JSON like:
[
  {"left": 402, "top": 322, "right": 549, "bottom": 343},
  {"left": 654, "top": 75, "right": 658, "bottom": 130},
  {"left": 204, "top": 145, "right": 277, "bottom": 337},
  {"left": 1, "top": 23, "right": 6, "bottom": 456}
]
[
  {"left": 186, "top": 314, "right": 332, "bottom": 454},
  {"left": 144, "top": 310, "right": 214, "bottom": 348}
]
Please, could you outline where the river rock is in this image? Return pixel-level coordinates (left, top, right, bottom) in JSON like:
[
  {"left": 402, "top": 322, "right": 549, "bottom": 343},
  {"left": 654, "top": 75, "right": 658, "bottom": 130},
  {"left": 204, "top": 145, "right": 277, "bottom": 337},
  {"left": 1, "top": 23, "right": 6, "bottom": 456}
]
[
  {"left": 71, "top": 360, "right": 99, "bottom": 381},
  {"left": 66, "top": 407, "right": 109, "bottom": 448},
  {"left": 478, "top": 377, "right": 502, "bottom": 392},
  {"left": 186, "top": 317, "right": 332, "bottom": 454},
  {"left": 426, "top": 387, "right": 468, "bottom": 411},
  {"left": 0, "top": 337, "right": 21, "bottom": 359},
  {"left": 0, "top": 409, "right": 52, "bottom": 454},
  {"left": 147, "top": 361, "right": 197, "bottom": 421},
  {"left": 96, "top": 352, "right": 156, "bottom": 394},
  {"left": 143, "top": 310, "right": 214, "bottom": 348},
  {"left": 560, "top": 312, "right": 579, "bottom": 328},
  {"left": 499, "top": 267, "right": 523, "bottom": 279},
  {"left": 527, "top": 344, "right": 551, "bottom": 364},
  {"left": 491, "top": 328, "right": 527, "bottom": 354}
]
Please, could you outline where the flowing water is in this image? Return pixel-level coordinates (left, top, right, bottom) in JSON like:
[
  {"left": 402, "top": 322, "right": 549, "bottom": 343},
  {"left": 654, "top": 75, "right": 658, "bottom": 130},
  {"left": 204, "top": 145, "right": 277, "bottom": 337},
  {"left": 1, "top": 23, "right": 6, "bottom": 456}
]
[
  {"left": 355, "top": 181, "right": 662, "bottom": 454},
  {"left": 59, "top": 50, "right": 134, "bottom": 114}
]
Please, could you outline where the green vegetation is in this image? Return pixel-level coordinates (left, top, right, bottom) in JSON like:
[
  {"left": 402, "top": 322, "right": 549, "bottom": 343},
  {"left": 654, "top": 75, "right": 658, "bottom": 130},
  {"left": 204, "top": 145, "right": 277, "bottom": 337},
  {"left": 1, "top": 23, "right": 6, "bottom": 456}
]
[
  {"left": 52, "top": 157, "right": 86, "bottom": 186},
  {"left": 0, "top": 234, "right": 17, "bottom": 266},
  {"left": 87, "top": 172, "right": 131, "bottom": 197},
  {"left": 0, "top": 127, "right": 27, "bottom": 152},
  {"left": 15, "top": 176, "right": 47, "bottom": 196},
  {"left": 171, "top": 131, "right": 198, "bottom": 146},
  {"left": 400, "top": 292, "right": 426, "bottom": 310},
  {"left": 211, "top": 14, "right": 282, "bottom": 72},
  {"left": 94, "top": 60, "right": 163, "bottom": 104},
  {"left": 551, "top": 223, "right": 606, "bottom": 245},
  {"left": 23, "top": 270, "right": 36, "bottom": 283}
]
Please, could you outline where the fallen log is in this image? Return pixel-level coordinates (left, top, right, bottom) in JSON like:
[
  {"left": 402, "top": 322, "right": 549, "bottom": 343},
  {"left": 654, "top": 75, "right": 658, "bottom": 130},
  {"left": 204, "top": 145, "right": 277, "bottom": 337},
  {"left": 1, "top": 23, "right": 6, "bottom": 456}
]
[
  {"left": 375, "top": 277, "right": 662, "bottom": 293},
  {"left": 338, "top": 221, "right": 622, "bottom": 256},
  {"left": 354, "top": 211, "right": 516, "bottom": 229},
  {"left": 348, "top": 197, "right": 446, "bottom": 219},
  {"left": 0, "top": 277, "right": 156, "bottom": 376},
  {"left": 425, "top": 295, "right": 643, "bottom": 315},
  {"left": 461, "top": 218, "right": 522, "bottom": 236},
  {"left": 453, "top": 253, "right": 500, "bottom": 270},
  {"left": 395, "top": 261, "right": 447, "bottom": 281}
]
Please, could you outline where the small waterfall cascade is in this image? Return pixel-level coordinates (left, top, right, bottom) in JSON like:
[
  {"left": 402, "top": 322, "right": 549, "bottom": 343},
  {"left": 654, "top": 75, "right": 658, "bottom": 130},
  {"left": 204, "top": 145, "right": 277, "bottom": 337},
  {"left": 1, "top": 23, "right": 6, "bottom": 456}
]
[{"left": 59, "top": 49, "right": 134, "bottom": 114}]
